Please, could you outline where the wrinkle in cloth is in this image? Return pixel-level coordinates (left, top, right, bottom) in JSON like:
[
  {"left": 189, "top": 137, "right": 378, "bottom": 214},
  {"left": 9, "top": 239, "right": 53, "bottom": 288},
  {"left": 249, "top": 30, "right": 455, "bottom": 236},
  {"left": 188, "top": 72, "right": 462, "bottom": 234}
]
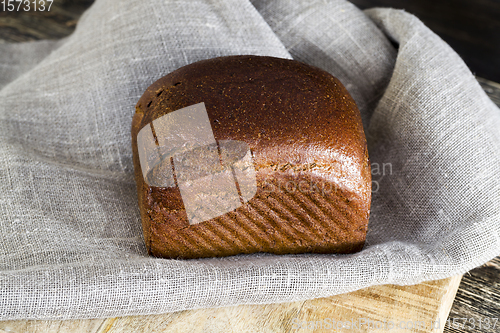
[{"left": 0, "top": 0, "right": 499, "bottom": 320}]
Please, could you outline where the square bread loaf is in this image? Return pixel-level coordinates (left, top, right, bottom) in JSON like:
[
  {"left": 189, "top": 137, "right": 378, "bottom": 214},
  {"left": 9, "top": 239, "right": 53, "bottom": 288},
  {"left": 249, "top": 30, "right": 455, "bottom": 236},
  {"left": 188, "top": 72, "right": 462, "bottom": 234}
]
[{"left": 132, "top": 55, "right": 371, "bottom": 259}]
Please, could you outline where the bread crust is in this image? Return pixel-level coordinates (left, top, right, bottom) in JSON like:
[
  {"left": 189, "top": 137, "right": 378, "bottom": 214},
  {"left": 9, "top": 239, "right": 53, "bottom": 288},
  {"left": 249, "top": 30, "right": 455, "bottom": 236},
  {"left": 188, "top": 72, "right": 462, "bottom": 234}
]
[{"left": 132, "top": 55, "right": 371, "bottom": 259}]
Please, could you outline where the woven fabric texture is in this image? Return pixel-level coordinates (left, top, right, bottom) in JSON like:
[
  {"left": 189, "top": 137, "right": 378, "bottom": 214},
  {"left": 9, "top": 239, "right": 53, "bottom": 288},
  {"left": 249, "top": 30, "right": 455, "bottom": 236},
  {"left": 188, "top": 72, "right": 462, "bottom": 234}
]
[{"left": 1, "top": 0, "right": 499, "bottom": 320}]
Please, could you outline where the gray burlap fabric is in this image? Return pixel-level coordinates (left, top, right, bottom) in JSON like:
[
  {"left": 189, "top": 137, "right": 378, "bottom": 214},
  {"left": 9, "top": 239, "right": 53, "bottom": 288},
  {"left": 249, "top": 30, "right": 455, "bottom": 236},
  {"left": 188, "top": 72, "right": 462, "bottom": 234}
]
[{"left": 1, "top": 0, "right": 499, "bottom": 320}]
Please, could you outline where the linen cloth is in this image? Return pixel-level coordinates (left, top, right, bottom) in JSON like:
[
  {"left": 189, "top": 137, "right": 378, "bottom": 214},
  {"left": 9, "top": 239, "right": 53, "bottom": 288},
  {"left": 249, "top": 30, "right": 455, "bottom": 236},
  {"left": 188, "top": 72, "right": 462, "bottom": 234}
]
[{"left": 1, "top": 0, "right": 500, "bottom": 320}]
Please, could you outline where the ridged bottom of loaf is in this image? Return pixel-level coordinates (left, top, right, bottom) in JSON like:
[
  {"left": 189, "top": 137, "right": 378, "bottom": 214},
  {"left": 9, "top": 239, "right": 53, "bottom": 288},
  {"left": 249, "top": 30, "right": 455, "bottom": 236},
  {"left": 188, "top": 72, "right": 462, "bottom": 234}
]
[{"left": 144, "top": 171, "right": 369, "bottom": 259}]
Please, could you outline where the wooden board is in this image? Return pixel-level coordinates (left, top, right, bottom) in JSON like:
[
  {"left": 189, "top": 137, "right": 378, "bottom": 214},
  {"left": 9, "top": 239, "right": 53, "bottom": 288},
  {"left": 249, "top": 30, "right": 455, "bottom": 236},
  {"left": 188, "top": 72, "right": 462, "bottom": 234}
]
[
  {"left": 0, "top": 275, "right": 461, "bottom": 333},
  {"left": 444, "top": 256, "right": 500, "bottom": 333}
]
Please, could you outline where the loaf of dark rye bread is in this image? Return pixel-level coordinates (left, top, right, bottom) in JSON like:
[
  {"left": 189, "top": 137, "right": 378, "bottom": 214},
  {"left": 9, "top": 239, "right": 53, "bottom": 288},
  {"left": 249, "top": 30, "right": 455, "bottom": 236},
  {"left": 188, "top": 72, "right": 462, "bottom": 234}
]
[{"left": 132, "top": 55, "right": 371, "bottom": 259}]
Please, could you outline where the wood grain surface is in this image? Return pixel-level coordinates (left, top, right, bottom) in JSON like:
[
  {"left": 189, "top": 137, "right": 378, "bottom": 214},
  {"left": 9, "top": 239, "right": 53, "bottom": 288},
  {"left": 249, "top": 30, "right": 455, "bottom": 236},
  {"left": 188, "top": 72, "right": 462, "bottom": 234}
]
[
  {"left": 0, "top": 0, "right": 93, "bottom": 42},
  {"left": 2, "top": 2, "right": 500, "bottom": 333},
  {"left": 444, "top": 255, "right": 500, "bottom": 333}
]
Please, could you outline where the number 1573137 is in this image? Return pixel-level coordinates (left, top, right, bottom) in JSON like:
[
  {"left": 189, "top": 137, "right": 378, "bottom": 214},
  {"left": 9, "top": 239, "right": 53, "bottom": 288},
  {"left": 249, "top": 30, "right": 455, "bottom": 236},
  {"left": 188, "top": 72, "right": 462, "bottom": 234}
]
[{"left": 1, "top": 0, "right": 53, "bottom": 11}]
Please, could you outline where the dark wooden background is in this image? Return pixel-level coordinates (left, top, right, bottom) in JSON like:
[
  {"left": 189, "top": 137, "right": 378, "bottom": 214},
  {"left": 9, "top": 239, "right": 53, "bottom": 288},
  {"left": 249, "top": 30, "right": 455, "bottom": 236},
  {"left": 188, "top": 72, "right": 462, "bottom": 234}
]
[
  {"left": 0, "top": 0, "right": 93, "bottom": 41},
  {"left": 1, "top": 1, "right": 500, "bottom": 332},
  {"left": 350, "top": 0, "right": 500, "bottom": 83}
]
